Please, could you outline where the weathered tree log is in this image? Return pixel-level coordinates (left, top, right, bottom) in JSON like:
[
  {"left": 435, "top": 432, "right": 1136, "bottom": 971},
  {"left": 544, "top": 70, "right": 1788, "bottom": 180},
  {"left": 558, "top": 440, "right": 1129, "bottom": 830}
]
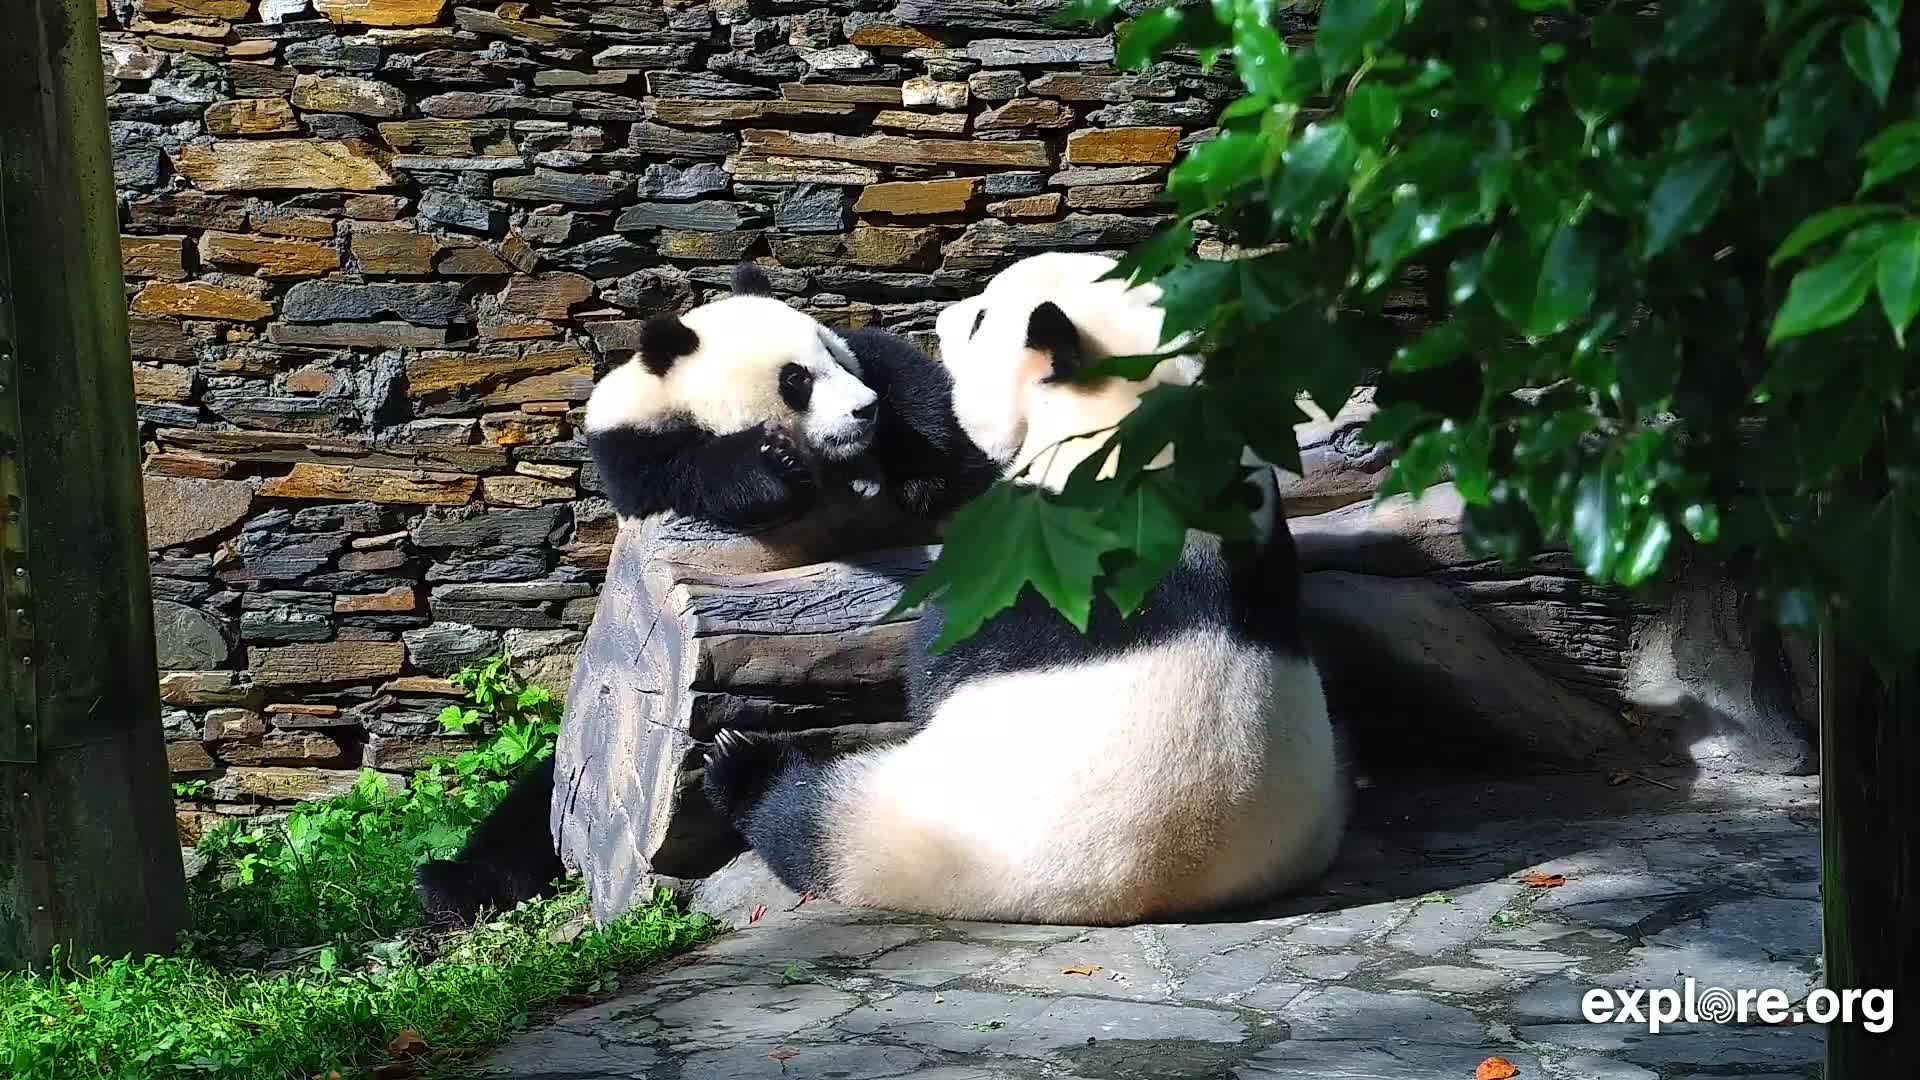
[
  {"left": 557, "top": 411, "right": 1815, "bottom": 922},
  {"left": 555, "top": 489, "right": 941, "bottom": 921}
]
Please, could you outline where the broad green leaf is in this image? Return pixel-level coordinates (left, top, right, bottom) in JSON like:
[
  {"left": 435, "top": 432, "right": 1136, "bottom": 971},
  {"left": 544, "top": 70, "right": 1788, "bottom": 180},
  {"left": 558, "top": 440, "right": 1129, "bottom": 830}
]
[
  {"left": 1363, "top": 192, "right": 1480, "bottom": 288},
  {"left": 1455, "top": 19, "right": 1544, "bottom": 117},
  {"left": 1057, "top": 0, "right": 1125, "bottom": 24},
  {"left": 1153, "top": 259, "right": 1237, "bottom": 343},
  {"left": 1875, "top": 222, "right": 1920, "bottom": 346},
  {"left": 1380, "top": 424, "right": 1455, "bottom": 499},
  {"left": 1870, "top": 0, "right": 1903, "bottom": 24},
  {"left": 1097, "top": 475, "right": 1188, "bottom": 616},
  {"left": 1683, "top": 501, "right": 1722, "bottom": 544},
  {"left": 1451, "top": 421, "right": 1493, "bottom": 503},
  {"left": 1769, "top": 203, "right": 1900, "bottom": 266},
  {"left": 1115, "top": 7, "right": 1187, "bottom": 70},
  {"left": 1231, "top": 14, "right": 1291, "bottom": 100},
  {"left": 1766, "top": 247, "right": 1877, "bottom": 344},
  {"left": 1391, "top": 322, "right": 1468, "bottom": 373},
  {"left": 1108, "top": 219, "right": 1194, "bottom": 285},
  {"left": 1313, "top": 0, "right": 1403, "bottom": 75},
  {"left": 1615, "top": 318, "right": 1681, "bottom": 411},
  {"left": 1359, "top": 402, "right": 1431, "bottom": 447},
  {"left": 1860, "top": 120, "right": 1920, "bottom": 193},
  {"left": 1271, "top": 121, "right": 1358, "bottom": 227},
  {"left": 1842, "top": 17, "right": 1900, "bottom": 106},
  {"left": 1643, "top": 153, "right": 1732, "bottom": 257},
  {"left": 1569, "top": 457, "right": 1622, "bottom": 581},
  {"left": 898, "top": 484, "right": 1125, "bottom": 651},
  {"left": 1345, "top": 82, "right": 1402, "bottom": 151},
  {"left": 1169, "top": 129, "right": 1266, "bottom": 210},
  {"left": 1619, "top": 514, "right": 1673, "bottom": 587},
  {"left": 1484, "top": 222, "right": 1600, "bottom": 338}
]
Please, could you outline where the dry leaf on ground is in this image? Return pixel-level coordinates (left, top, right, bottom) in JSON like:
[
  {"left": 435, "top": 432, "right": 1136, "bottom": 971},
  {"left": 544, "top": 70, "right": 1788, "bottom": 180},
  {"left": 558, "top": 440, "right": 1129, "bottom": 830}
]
[
  {"left": 749, "top": 904, "right": 768, "bottom": 924},
  {"left": 1476, "top": 1055, "right": 1520, "bottom": 1079},
  {"left": 1060, "top": 964, "right": 1103, "bottom": 976},
  {"left": 386, "top": 1029, "right": 428, "bottom": 1055},
  {"left": 1517, "top": 872, "right": 1567, "bottom": 889}
]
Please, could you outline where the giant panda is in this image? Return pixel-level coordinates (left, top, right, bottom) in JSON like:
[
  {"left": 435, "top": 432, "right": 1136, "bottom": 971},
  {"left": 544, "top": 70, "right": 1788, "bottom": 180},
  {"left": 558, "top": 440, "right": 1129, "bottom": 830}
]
[
  {"left": 582, "top": 265, "right": 882, "bottom": 531},
  {"left": 701, "top": 251, "right": 1349, "bottom": 926},
  {"left": 414, "top": 265, "right": 999, "bottom": 925}
]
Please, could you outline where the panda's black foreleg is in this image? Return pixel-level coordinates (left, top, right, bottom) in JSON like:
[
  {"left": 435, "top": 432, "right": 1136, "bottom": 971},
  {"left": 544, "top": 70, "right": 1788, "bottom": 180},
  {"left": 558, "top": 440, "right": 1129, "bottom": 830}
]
[
  {"left": 669, "top": 425, "right": 820, "bottom": 530},
  {"left": 414, "top": 756, "right": 566, "bottom": 925},
  {"left": 701, "top": 729, "right": 835, "bottom": 895},
  {"left": 592, "top": 423, "right": 818, "bottom": 530}
]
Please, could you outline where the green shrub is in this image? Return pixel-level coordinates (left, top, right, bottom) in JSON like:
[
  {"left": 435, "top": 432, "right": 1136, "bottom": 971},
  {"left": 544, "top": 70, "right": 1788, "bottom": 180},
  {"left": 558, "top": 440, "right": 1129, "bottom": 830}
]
[{"left": 0, "top": 654, "right": 718, "bottom": 1080}]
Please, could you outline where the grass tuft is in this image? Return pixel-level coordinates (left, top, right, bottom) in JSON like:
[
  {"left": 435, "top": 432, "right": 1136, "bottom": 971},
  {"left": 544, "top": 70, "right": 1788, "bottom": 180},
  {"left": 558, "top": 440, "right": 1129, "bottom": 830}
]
[{"left": 0, "top": 654, "right": 719, "bottom": 1080}]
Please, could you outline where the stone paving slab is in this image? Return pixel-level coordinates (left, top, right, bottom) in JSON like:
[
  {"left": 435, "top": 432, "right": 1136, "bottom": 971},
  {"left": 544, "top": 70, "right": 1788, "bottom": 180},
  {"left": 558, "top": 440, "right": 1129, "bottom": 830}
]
[{"left": 482, "top": 771, "right": 1823, "bottom": 1080}]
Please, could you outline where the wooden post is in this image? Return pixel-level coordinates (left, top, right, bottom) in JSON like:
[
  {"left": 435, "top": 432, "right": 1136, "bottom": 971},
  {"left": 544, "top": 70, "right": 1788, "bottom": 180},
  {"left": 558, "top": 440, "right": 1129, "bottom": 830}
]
[
  {"left": 1820, "top": 628, "right": 1918, "bottom": 1076},
  {"left": 0, "top": 0, "right": 189, "bottom": 967}
]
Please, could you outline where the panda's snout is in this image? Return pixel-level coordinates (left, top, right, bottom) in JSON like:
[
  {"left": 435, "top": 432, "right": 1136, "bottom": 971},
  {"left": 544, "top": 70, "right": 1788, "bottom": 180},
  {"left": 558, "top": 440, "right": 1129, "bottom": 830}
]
[{"left": 852, "top": 400, "right": 878, "bottom": 422}]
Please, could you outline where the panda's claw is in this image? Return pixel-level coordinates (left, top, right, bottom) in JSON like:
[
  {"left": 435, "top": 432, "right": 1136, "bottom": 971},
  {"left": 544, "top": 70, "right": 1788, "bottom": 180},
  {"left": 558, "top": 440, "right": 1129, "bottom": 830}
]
[{"left": 759, "top": 429, "right": 810, "bottom": 483}]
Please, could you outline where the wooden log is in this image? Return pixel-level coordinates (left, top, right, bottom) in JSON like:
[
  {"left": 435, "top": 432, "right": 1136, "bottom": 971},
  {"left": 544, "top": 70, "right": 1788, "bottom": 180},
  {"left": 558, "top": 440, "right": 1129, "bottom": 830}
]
[{"left": 553, "top": 487, "right": 942, "bottom": 922}]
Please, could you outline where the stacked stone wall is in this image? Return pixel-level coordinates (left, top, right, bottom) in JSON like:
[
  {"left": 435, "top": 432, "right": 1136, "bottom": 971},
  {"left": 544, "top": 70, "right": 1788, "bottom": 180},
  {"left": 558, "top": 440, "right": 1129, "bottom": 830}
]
[{"left": 96, "top": 0, "right": 1235, "bottom": 825}]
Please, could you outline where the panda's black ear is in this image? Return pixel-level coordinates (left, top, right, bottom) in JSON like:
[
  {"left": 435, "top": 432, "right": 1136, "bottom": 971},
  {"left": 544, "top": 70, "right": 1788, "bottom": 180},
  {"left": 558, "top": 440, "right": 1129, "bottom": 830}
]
[
  {"left": 731, "top": 262, "right": 775, "bottom": 298},
  {"left": 1027, "top": 301, "right": 1087, "bottom": 382},
  {"left": 637, "top": 314, "right": 698, "bottom": 376}
]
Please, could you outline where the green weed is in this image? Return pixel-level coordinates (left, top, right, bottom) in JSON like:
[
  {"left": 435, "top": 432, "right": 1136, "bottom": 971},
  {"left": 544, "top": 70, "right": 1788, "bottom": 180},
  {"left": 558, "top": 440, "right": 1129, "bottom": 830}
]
[{"left": 0, "top": 653, "right": 718, "bottom": 1080}]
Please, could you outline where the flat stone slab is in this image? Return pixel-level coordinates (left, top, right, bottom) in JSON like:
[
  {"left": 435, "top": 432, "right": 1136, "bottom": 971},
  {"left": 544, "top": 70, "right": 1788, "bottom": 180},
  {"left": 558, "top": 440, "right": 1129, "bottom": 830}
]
[{"left": 483, "top": 771, "right": 1824, "bottom": 1079}]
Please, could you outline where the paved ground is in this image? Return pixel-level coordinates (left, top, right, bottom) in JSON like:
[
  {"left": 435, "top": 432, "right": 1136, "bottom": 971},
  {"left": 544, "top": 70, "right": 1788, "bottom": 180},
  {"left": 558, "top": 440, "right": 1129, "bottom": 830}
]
[{"left": 482, "top": 770, "right": 1824, "bottom": 1080}]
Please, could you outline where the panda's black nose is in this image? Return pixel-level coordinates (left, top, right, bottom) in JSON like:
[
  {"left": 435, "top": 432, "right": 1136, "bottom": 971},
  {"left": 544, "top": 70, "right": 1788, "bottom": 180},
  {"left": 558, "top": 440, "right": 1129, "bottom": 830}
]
[{"left": 852, "top": 401, "right": 878, "bottom": 422}]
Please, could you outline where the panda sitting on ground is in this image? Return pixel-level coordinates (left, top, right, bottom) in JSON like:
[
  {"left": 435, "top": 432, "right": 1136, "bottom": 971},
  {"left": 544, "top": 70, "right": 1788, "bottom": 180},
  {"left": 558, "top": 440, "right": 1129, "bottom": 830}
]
[
  {"left": 701, "top": 252, "right": 1349, "bottom": 926},
  {"left": 414, "top": 265, "right": 998, "bottom": 925}
]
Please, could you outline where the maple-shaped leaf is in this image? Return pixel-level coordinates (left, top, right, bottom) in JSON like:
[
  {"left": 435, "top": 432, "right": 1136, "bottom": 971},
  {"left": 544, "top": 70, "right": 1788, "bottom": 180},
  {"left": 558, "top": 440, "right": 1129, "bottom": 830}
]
[
  {"left": 898, "top": 483, "right": 1123, "bottom": 653},
  {"left": 1097, "top": 475, "right": 1189, "bottom": 617}
]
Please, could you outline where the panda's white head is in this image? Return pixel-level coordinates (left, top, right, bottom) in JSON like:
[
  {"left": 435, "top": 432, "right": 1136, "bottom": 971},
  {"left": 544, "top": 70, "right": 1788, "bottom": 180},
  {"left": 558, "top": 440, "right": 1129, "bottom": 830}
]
[
  {"left": 585, "top": 264, "right": 878, "bottom": 460},
  {"left": 935, "top": 252, "right": 1203, "bottom": 491}
]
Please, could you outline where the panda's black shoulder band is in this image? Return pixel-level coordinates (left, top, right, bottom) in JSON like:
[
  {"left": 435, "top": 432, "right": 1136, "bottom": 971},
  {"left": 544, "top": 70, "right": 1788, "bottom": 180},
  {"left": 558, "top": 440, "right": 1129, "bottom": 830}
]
[
  {"left": 638, "top": 314, "right": 699, "bottom": 376},
  {"left": 731, "top": 262, "right": 776, "bottom": 298}
]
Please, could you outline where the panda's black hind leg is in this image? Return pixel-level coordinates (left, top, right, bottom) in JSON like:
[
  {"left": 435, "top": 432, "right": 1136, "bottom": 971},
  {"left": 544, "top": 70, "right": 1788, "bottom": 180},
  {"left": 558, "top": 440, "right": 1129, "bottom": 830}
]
[
  {"left": 702, "top": 729, "right": 835, "bottom": 895},
  {"left": 414, "top": 757, "right": 567, "bottom": 926}
]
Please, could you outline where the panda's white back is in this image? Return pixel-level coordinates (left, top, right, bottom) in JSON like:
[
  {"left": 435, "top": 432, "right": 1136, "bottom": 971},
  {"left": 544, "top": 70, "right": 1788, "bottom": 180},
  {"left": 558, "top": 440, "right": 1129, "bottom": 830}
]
[{"left": 821, "top": 624, "right": 1341, "bottom": 924}]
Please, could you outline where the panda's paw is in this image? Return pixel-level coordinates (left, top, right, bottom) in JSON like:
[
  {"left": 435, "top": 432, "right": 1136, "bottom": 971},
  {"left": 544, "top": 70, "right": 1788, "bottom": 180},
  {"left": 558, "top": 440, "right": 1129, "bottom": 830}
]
[
  {"left": 759, "top": 429, "right": 814, "bottom": 488},
  {"left": 702, "top": 728, "right": 795, "bottom": 819}
]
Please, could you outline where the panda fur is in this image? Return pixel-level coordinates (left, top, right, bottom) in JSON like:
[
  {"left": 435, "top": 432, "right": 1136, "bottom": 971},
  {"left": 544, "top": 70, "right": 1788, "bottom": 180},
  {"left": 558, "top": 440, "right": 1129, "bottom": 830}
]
[
  {"left": 414, "top": 266, "right": 998, "bottom": 925},
  {"left": 726, "top": 265, "right": 1001, "bottom": 522},
  {"left": 583, "top": 266, "right": 880, "bottom": 532},
  {"left": 702, "top": 252, "right": 1348, "bottom": 926},
  {"left": 415, "top": 757, "right": 564, "bottom": 926}
]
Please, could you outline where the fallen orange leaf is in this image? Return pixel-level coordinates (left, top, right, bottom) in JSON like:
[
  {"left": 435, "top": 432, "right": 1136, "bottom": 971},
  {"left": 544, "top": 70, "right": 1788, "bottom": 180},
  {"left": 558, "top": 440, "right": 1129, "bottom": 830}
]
[
  {"left": 1518, "top": 873, "right": 1567, "bottom": 889},
  {"left": 1060, "top": 964, "right": 1104, "bottom": 976},
  {"left": 749, "top": 904, "right": 768, "bottom": 924},
  {"left": 1476, "top": 1056, "right": 1519, "bottom": 1079},
  {"left": 386, "top": 1029, "right": 428, "bottom": 1055},
  {"left": 769, "top": 1047, "right": 800, "bottom": 1062}
]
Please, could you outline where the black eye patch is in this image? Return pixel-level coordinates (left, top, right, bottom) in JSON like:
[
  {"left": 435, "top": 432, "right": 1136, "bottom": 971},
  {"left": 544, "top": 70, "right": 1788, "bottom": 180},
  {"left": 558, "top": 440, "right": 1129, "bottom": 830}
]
[
  {"left": 969, "top": 308, "right": 986, "bottom": 339},
  {"left": 779, "top": 363, "right": 815, "bottom": 411}
]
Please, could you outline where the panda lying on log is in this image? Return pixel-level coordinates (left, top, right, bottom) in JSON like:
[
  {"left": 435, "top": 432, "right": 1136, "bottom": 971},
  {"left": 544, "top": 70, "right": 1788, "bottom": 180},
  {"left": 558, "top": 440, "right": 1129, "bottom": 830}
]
[
  {"left": 414, "top": 265, "right": 997, "bottom": 925},
  {"left": 702, "top": 253, "right": 1348, "bottom": 925}
]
